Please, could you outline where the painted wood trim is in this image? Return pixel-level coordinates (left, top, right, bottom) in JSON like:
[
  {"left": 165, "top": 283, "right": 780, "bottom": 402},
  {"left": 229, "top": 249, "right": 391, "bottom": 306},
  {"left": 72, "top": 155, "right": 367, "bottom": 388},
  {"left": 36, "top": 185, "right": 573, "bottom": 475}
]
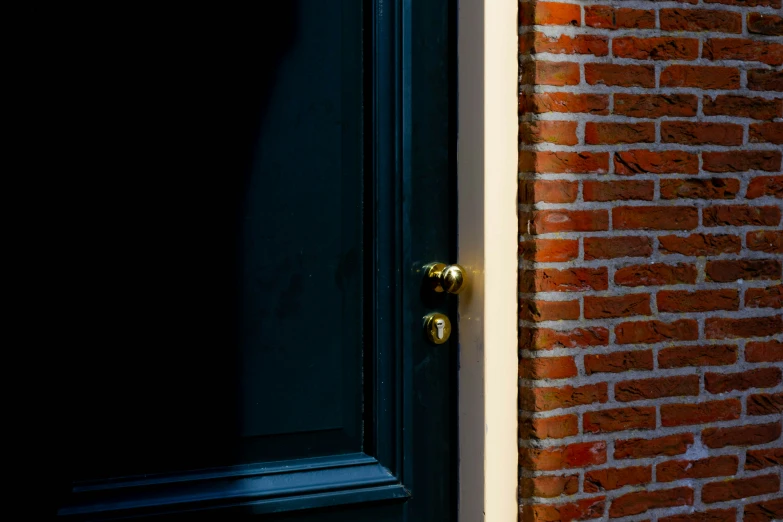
[{"left": 457, "top": 1, "right": 519, "bottom": 521}]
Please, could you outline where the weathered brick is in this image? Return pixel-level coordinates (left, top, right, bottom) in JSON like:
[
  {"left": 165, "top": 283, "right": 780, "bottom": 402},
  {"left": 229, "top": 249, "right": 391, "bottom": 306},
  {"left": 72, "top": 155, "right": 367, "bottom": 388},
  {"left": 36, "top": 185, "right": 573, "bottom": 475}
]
[
  {"left": 585, "top": 63, "right": 655, "bottom": 88},
  {"left": 702, "top": 474, "right": 780, "bottom": 504},
  {"left": 661, "top": 9, "right": 742, "bottom": 33},
  {"left": 745, "top": 448, "right": 783, "bottom": 470},
  {"left": 748, "top": 69, "right": 783, "bottom": 92},
  {"left": 746, "top": 284, "right": 783, "bottom": 309},
  {"left": 520, "top": 298, "right": 580, "bottom": 322},
  {"left": 659, "top": 509, "right": 736, "bottom": 522},
  {"left": 524, "top": 33, "right": 609, "bottom": 56},
  {"left": 704, "top": 38, "right": 783, "bottom": 66},
  {"left": 615, "top": 319, "right": 699, "bottom": 345},
  {"left": 584, "top": 294, "right": 651, "bottom": 319},
  {"left": 615, "top": 375, "right": 699, "bottom": 402},
  {"left": 583, "top": 180, "right": 654, "bottom": 202},
  {"left": 661, "top": 65, "right": 740, "bottom": 90},
  {"left": 749, "top": 122, "right": 783, "bottom": 144},
  {"left": 519, "top": 355, "right": 578, "bottom": 379},
  {"left": 746, "top": 339, "right": 783, "bottom": 362},
  {"left": 702, "top": 151, "right": 782, "bottom": 172},
  {"left": 584, "top": 466, "right": 651, "bottom": 492},
  {"left": 584, "top": 407, "right": 656, "bottom": 433},
  {"left": 745, "top": 499, "right": 783, "bottom": 522},
  {"left": 609, "top": 487, "right": 693, "bottom": 518},
  {"left": 520, "top": 441, "right": 607, "bottom": 471},
  {"left": 520, "top": 93, "right": 609, "bottom": 115},
  {"left": 524, "top": 209, "right": 609, "bottom": 234},
  {"left": 660, "top": 178, "right": 740, "bottom": 200},
  {"left": 659, "top": 344, "right": 738, "bottom": 368},
  {"left": 662, "top": 121, "right": 743, "bottom": 145},
  {"left": 702, "top": 422, "right": 782, "bottom": 448},
  {"left": 584, "top": 236, "right": 652, "bottom": 260},
  {"left": 705, "top": 367, "right": 782, "bottom": 392},
  {"left": 520, "top": 414, "right": 579, "bottom": 440},
  {"left": 614, "top": 37, "right": 699, "bottom": 61},
  {"left": 747, "top": 392, "right": 783, "bottom": 416},
  {"left": 521, "top": 60, "right": 580, "bottom": 86},
  {"left": 703, "top": 95, "right": 782, "bottom": 120},
  {"left": 519, "top": 120, "right": 578, "bottom": 146},
  {"left": 657, "top": 456, "right": 738, "bottom": 482},
  {"left": 520, "top": 1, "right": 582, "bottom": 26},
  {"left": 519, "top": 179, "right": 578, "bottom": 203},
  {"left": 520, "top": 383, "right": 608, "bottom": 412},
  {"left": 706, "top": 316, "right": 783, "bottom": 339},
  {"left": 585, "top": 122, "right": 655, "bottom": 145},
  {"left": 520, "top": 326, "right": 610, "bottom": 351},
  {"left": 660, "top": 399, "right": 741, "bottom": 427},
  {"left": 615, "top": 263, "right": 697, "bottom": 287},
  {"left": 614, "top": 206, "right": 698, "bottom": 231},
  {"left": 585, "top": 6, "right": 655, "bottom": 30},
  {"left": 704, "top": 205, "right": 781, "bottom": 227},
  {"left": 520, "top": 497, "right": 604, "bottom": 522},
  {"left": 519, "top": 239, "right": 579, "bottom": 263},
  {"left": 657, "top": 289, "right": 739, "bottom": 313},
  {"left": 747, "top": 230, "right": 783, "bottom": 253},
  {"left": 747, "top": 175, "right": 783, "bottom": 198},
  {"left": 519, "top": 151, "right": 609, "bottom": 173},
  {"left": 519, "top": 474, "right": 579, "bottom": 499},
  {"left": 706, "top": 259, "right": 781, "bottom": 282},
  {"left": 520, "top": 268, "right": 608, "bottom": 293},
  {"left": 614, "top": 433, "right": 693, "bottom": 460},
  {"left": 585, "top": 350, "right": 654, "bottom": 375},
  {"left": 614, "top": 150, "right": 698, "bottom": 175},
  {"left": 748, "top": 12, "right": 783, "bottom": 36},
  {"left": 614, "top": 94, "right": 697, "bottom": 118},
  {"left": 658, "top": 234, "right": 741, "bottom": 256}
]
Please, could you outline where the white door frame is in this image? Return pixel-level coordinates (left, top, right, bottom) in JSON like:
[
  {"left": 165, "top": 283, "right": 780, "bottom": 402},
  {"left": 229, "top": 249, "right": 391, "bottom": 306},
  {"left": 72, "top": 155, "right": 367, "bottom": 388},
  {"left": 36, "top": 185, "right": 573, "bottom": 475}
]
[{"left": 458, "top": 1, "right": 519, "bottom": 521}]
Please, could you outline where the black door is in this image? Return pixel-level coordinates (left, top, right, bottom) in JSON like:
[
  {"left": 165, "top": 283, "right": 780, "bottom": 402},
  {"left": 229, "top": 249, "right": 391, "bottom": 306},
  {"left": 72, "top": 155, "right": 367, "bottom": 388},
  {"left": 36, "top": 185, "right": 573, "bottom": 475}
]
[{"left": 44, "top": 2, "right": 456, "bottom": 520}]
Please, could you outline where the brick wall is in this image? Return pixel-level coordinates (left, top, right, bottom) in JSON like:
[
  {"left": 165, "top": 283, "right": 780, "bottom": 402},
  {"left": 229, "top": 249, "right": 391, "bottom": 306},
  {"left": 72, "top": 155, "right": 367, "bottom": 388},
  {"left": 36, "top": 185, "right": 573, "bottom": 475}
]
[{"left": 518, "top": 1, "right": 782, "bottom": 521}]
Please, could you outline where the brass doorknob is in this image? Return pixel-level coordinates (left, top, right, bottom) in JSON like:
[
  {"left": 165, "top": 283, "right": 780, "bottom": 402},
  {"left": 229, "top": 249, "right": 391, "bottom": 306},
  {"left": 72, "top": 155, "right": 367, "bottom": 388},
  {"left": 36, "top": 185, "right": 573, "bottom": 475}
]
[{"left": 425, "top": 263, "right": 468, "bottom": 294}]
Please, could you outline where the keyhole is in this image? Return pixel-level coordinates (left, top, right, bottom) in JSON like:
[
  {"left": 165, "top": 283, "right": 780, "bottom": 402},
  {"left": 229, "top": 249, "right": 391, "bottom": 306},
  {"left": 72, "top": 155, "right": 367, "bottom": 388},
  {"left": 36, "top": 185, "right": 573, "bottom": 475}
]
[{"left": 435, "top": 319, "right": 445, "bottom": 340}]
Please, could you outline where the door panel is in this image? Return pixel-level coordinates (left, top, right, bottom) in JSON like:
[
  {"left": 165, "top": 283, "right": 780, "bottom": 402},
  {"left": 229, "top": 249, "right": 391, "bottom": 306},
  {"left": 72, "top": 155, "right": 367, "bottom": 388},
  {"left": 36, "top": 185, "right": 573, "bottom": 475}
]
[{"left": 47, "top": 1, "right": 455, "bottom": 519}]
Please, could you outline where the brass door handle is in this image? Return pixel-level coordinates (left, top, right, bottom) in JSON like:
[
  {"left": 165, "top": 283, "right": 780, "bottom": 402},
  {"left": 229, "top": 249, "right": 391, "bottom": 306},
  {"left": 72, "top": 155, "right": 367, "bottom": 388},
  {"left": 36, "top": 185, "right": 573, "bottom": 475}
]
[{"left": 425, "top": 263, "right": 468, "bottom": 295}]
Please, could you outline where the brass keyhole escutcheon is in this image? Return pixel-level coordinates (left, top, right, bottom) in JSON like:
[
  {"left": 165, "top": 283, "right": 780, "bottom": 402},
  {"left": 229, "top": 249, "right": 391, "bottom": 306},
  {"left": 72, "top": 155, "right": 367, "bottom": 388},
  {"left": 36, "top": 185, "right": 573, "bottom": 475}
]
[
  {"left": 425, "top": 263, "right": 468, "bottom": 295},
  {"left": 423, "top": 313, "right": 451, "bottom": 345}
]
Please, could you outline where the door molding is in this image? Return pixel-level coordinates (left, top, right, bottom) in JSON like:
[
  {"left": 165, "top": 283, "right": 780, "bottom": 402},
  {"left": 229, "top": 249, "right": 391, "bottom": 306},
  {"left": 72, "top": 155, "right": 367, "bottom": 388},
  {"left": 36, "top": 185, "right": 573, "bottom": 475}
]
[{"left": 457, "top": 1, "right": 519, "bottom": 521}]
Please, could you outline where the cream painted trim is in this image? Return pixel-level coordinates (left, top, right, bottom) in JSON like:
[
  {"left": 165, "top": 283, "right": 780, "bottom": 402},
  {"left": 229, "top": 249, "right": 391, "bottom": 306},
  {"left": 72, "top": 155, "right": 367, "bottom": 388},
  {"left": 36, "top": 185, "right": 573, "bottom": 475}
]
[{"left": 457, "top": 1, "right": 518, "bottom": 521}]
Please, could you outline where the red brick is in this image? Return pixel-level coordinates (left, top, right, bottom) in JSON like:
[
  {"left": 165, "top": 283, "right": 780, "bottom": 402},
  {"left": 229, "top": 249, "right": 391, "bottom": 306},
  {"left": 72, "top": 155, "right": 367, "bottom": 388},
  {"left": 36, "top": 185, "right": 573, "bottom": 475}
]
[
  {"left": 583, "top": 180, "right": 654, "bottom": 202},
  {"left": 704, "top": 38, "right": 783, "bottom": 66},
  {"left": 615, "top": 375, "right": 699, "bottom": 402},
  {"left": 584, "top": 407, "right": 656, "bottom": 433},
  {"left": 585, "top": 350, "right": 654, "bottom": 375},
  {"left": 661, "top": 399, "right": 742, "bottom": 427},
  {"left": 705, "top": 0, "right": 780, "bottom": 6},
  {"left": 585, "top": 122, "right": 655, "bottom": 145},
  {"left": 662, "top": 121, "right": 743, "bottom": 145},
  {"left": 746, "top": 339, "right": 783, "bottom": 362},
  {"left": 585, "top": 6, "right": 655, "bottom": 30},
  {"left": 519, "top": 474, "right": 579, "bottom": 499},
  {"left": 660, "top": 178, "right": 740, "bottom": 200},
  {"left": 702, "top": 474, "right": 780, "bottom": 504},
  {"left": 748, "top": 69, "right": 783, "bottom": 92},
  {"left": 584, "top": 236, "right": 652, "bottom": 260},
  {"left": 703, "top": 151, "right": 782, "bottom": 172},
  {"left": 746, "top": 284, "right": 783, "bottom": 309},
  {"left": 525, "top": 209, "right": 609, "bottom": 234},
  {"left": 520, "top": 441, "right": 607, "bottom": 471},
  {"left": 610, "top": 487, "right": 693, "bottom": 518},
  {"left": 706, "top": 259, "right": 781, "bottom": 282},
  {"left": 524, "top": 33, "right": 609, "bottom": 56},
  {"left": 749, "top": 122, "right": 783, "bottom": 144},
  {"left": 585, "top": 63, "right": 655, "bottom": 88},
  {"left": 615, "top": 263, "right": 697, "bottom": 287},
  {"left": 702, "top": 422, "right": 782, "bottom": 448},
  {"left": 520, "top": 120, "right": 579, "bottom": 145},
  {"left": 520, "top": 383, "right": 608, "bottom": 412},
  {"left": 657, "top": 289, "right": 739, "bottom": 313},
  {"left": 614, "top": 94, "right": 697, "bottom": 118},
  {"left": 703, "top": 95, "right": 782, "bottom": 120},
  {"left": 747, "top": 175, "right": 783, "bottom": 199},
  {"left": 615, "top": 319, "right": 698, "bottom": 345},
  {"left": 660, "top": 509, "right": 736, "bottom": 522},
  {"left": 520, "top": 93, "right": 609, "bottom": 115},
  {"left": 520, "top": 414, "right": 579, "bottom": 440},
  {"left": 614, "top": 433, "right": 693, "bottom": 460},
  {"left": 521, "top": 60, "right": 580, "bottom": 86},
  {"left": 661, "top": 65, "right": 740, "bottom": 90},
  {"left": 584, "top": 294, "right": 651, "bottom": 319},
  {"left": 519, "top": 151, "right": 609, "bottom": 174},
  {"left": 658, "top": 234, "right": 741, "bottom": 256},
  {"left": 520, "top": 2, "right": 581, "bottom": 26},
  {"left": 520, "top": 497, "right": 604, "bottom": 522},
  {"left": 657, "top": 456, "right": 738, "bottom": 482},
  {"left": 747, "top": 230, "right": 783, "bottom": 253},
  {"left": 659, "top": 344, "right": 738, "bottom": 368},
  {"left": 584, "top": 466, "right": 651, "bottom": 492},
  {"left": 520, "top": 326, "right": 610, "bottom": 351},
  {"left": 520, "top": 299, "right": 580, "bottom": 322},
  {"left": 519, "top": 355, "right": 578, "bottom": 379},
  {"left": 748, "top": 12, "right": 783, "bottom": 36},
  {"left": 614, "top": 37, "right": 699, "bottom": 60},
  {"left": 745, "top": 448, "right": 783, "bottom": 470},
  {"left": 704, "top": 205, "right": 781, "bottom": 227},
  {"left": 661, "top": 9, "right": 742, "bottom": 33},
  {"left": 614, "top": 206, "right": 698, "bottom": 231},
  {"left": 520, "top": 268, "right": 608, "bottom": 293},
  {"left": 745, "top": 499, "right": 783, "bottom": 522},
  {"left": 706, "top": 316, "right": 783, "bottom": 339},
  {"left": 519, "top": 179, "right": 578, "bottom": 204},
  {"left": 614, "top": 150, "right": 698, "bottom": 175},
  {"left": 520, "top": 239, "right": 579, "bottom": 262},
  {"left": 747, "top": 392, "right": 783, "bottom": 416}
]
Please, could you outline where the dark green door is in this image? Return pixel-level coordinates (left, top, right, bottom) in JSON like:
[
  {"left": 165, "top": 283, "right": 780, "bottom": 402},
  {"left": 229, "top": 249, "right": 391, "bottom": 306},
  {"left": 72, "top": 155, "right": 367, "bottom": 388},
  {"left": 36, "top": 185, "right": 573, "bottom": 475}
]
[{"left": 48, "top": 2, "right": 456, "bottom": 520}]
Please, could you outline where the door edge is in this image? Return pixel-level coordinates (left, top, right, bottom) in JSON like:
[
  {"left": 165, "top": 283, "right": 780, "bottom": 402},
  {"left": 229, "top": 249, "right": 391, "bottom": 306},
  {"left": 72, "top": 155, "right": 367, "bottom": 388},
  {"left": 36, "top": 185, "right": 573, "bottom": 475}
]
[{"left": 457, "top": 1, "right": 519, "bottom": 521}]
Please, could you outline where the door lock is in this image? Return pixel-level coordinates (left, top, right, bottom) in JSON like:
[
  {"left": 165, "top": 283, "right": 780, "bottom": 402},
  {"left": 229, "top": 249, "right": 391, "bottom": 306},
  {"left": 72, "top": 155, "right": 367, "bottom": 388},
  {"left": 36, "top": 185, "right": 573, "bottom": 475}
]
[{"left": 423, "top": 313, "right": 451, "bottom": 345}]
